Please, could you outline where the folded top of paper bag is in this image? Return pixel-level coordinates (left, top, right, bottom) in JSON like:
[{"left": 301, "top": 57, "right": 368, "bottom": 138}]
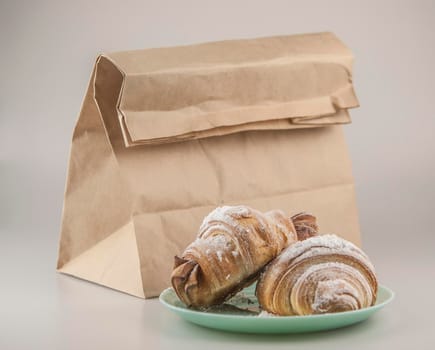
[{"left": 96, "top": 32, "right": 359, "bottom": 147}]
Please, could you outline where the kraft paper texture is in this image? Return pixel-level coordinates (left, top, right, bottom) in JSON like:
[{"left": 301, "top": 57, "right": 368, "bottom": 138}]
[{"left": 57, "top": 32, "right": 361, "bottom": 298}]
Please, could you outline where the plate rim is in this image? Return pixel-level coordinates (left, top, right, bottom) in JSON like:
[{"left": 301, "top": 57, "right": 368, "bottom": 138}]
[{"left": 159, "top": 284, "right": 395, "bottom": 320}]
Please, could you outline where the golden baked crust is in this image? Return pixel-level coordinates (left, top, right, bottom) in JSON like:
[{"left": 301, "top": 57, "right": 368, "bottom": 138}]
[
  {"left": 256, "top": 234, "right": 378, "bottom": 315},
  {"left": 171, "top": 205, "right": 317, "bottom": 308}
]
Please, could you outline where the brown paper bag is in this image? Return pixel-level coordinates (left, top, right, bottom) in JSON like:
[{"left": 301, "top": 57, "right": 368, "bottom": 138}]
[{"left": 57, "top": 32, "right": 360, "bottom": 298}]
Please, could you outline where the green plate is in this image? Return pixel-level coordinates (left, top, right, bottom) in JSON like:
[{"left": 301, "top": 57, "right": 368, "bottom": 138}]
[{"left": 159, "top": 284, "right": 394, "bottom": 334}]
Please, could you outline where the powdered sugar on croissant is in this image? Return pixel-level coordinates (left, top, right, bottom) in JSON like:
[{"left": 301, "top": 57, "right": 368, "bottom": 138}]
[
  {"left": 171, "top": 205, "right": 318, "bottom": 308},
  {"left": 256, "top": 234, "right": 378, "bottom": 316}
]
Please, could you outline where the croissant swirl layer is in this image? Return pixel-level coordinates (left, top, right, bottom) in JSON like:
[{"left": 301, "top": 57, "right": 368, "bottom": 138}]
[
  {"left": 171, "top": 205, "right": 318, "bottom": 308},
  {"left": 256, "top": 234, "right": 378, "bottom": 316}
]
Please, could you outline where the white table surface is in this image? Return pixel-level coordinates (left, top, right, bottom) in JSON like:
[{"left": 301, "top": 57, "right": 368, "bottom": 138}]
[{"left": 1, "top": 233, "right": 433, "bottom": 350}]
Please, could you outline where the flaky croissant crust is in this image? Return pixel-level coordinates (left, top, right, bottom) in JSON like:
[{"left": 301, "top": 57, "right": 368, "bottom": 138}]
[
  {"left": 171, "top": 206, "right": 318, "bottom": 308},
  {"left": 256, "top": 234, "right": 378, "bottom": 316}
]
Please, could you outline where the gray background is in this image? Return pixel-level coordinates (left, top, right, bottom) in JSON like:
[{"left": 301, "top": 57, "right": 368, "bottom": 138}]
[{"left": 1, "top": 0, "right": 434, "bottom": 349}]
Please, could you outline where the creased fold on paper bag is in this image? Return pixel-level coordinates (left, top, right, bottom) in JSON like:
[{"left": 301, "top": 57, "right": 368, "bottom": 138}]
[{"left": 57, "top": 32, "right": 361, "bottom": 298}]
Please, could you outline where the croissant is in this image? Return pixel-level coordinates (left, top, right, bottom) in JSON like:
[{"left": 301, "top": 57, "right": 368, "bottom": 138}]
[
  {"left": 256, "top": 234, "right": 378, "bottom": 316},
  {"left": 171, "top": 206, "right": 318, "bottom": 308}
]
